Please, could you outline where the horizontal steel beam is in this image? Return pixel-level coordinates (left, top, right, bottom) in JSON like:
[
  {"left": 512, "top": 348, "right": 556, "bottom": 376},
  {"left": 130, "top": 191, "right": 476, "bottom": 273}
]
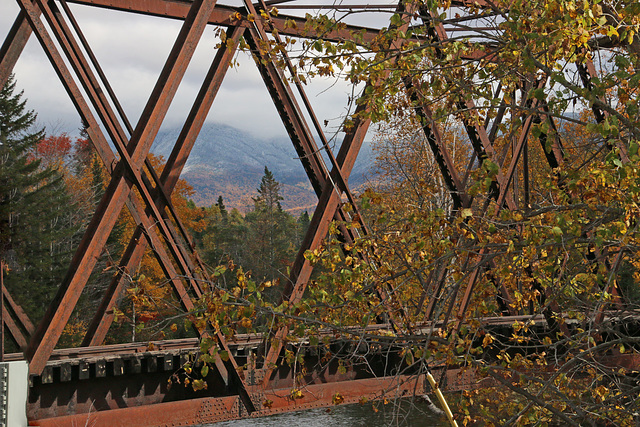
[
  {"left": 65, "top": 0, "right": 384, "bottom": 44},
  {"left": 30, "top": 375, "right": 434, "bottom": 426}
]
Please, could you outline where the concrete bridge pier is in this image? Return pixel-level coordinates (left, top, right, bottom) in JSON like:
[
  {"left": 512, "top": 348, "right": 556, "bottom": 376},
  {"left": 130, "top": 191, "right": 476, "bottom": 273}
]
[{"left": 0, "top": 361, "right": 28, "bottom": 427}]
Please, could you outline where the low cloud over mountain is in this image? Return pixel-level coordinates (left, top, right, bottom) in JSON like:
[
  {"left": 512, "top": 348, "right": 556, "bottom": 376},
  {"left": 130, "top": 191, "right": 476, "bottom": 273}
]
[{"left": 152, "top": 123, "right": 373, "bottom": 214}]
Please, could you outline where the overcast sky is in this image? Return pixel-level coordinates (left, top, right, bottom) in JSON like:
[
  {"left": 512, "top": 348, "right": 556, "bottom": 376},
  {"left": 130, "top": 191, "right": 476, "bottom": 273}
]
[{"left": 1, "top": 1, "right": 395, "bottom": 140}]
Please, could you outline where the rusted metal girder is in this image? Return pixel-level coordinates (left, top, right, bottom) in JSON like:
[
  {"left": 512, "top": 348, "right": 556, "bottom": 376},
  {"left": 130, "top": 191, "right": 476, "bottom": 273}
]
[
  {"left": 420, "top": 7, "right": 518, "bottom": 212},
  {"left": 4, "top": 0, "right": 203, "bottom": 312},
  {"left": 259, "top": 0, "right": 419, "bottom": 381},
  {"left": 82, "top": 24, "right": 244, "bottom": 348},
  {"left": 22, "top": 0, "right": 220, "bottom": 376},
  {"left": 34, "top": 0, "right": 202, "bottom": 307},
  {"left": 15, "top": 0, "right": 195, "bottom": 338},
  {"left": 55, "top": 0, "right": 208, "bottom": 273},
  {"left": 29, "top": 375, "right": 432, "bottom": 427},
  {"left": 577, "top": 58, "right": 630, "bottom": 162},
  {"left": 240, "top": 2, "right": 369, "bottom": 248},
  {"left": 42, "top": 0, "right": 206, "bottom": 298},
  {"left": 0, "top": 8, "right": 34, "bottom": 89},
  {"left": 12, "top": 0, "right": 255, "bottom": 412},
  {"left": 407, "top": 88, "right": 471, "bottom": 210},
  {"left": 2, "top": 286, "right": 35, "bottom": 351}
]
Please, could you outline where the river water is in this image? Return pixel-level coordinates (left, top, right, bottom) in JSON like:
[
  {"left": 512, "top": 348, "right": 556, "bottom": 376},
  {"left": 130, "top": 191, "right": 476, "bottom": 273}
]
[{"left": 202, "top": 398, "right": 449, "bottom": 427}]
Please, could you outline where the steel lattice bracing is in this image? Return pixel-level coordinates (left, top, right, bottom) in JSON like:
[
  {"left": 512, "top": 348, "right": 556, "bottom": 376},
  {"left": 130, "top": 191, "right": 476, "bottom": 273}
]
[{"left": 0, "top": 0, "right": 636, "bottom": 425}]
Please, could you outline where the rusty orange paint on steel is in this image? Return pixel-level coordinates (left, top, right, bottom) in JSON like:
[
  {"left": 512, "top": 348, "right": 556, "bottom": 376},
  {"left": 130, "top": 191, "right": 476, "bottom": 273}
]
[{"left": 28, "top": 375, "right": 427, "bottom": 427}]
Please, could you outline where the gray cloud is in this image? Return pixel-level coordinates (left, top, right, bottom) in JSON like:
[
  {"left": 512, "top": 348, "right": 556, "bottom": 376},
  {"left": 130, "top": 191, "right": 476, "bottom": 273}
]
[{"left": 2, "top": 1, "right": 389, "bottom": 139}]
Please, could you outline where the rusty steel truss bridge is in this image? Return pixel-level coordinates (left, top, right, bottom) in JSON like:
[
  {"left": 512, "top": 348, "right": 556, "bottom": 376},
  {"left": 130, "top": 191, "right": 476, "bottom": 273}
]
[{"left": 0, "top": 0, "right": 636, "bottom": 425}]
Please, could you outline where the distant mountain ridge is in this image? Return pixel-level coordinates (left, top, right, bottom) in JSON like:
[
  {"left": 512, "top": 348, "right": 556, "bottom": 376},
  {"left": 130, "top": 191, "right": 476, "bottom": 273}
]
[{"left": 152, "top": 123, "right": 373, "bottom": 214}]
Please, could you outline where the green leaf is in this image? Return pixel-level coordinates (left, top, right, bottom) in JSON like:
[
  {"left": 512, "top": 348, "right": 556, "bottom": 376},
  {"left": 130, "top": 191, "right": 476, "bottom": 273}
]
[
  {"left": 532, "top": 88, "right": 545, "bottom": 100},
  {"left": 390, "top": 13, "right": 403, "bottom": 27}
]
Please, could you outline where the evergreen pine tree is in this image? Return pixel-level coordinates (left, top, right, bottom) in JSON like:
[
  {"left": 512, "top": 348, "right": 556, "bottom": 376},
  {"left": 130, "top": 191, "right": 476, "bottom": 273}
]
[
  {"left": 253, "top": 167, "right": 284, "bottom": 213},
  {"left": 71, "top": 121, "right": 93, "bottom": 173},
  {"left": 245, "top": 167, "right": 295, "bottom": 287},
  {"left": 215, "top": 195, "right": 228, "bottom": 221},
  {"left": 0, "top": 75, "right": 76, "bottom": 323},
  {"left": 296, "top": 210, "right": 311, "bottom": 247}
]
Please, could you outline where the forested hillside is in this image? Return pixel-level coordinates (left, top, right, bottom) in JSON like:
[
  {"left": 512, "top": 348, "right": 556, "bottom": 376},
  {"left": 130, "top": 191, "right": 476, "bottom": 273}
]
[
  {"left": 0, "top": 77, "right": 310, "bottom": 347},
  {"left": 152, "top": 123, "right": 374, "bottom": 214}
]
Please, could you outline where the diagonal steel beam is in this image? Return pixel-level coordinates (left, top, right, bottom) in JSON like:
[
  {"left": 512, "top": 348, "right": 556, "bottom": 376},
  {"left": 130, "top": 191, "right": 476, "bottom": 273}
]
[
  {"left": 538, "top": 104, "right": 566, "bottom": 170},
  {"left": 3, "top": 285, "right": 34, "bottom": 336},
  {"left": 28, "top": 0, "right": 205, "bottom": 332},
  {"left": 2, "top": 285, "right": 34, "bottom": 351},
  {"left": 454, "top": 83, "right": 545, "bottom": 321},
  {"left": 260, "top": 110, "right": 375, "bottom": 382},
  {"left": 242, "top": 25, "right": 367, "bottom": 256},
  {"left": 40, "top": 0, "right": 205, "bottom": 298},
  {"left": 243, "top": 31, "right": 327, "bottom": 193},
  {"left": 451, "top": 79, "right": 574, "bottom": 328},
  {"left": 259, "top": 2, "right": 419, "bottom": 381},
  {"left": 49, "top": 0, "right": 207, "bottom": 297},
  {"left": 19, "top": 0, "right": 203, "bottom": 340},
  {"left": 4, "top": 311, "right": 28, "bottom": 350},
  {"left": 250, "top": 0, "right": 371, "bottom": 233},
  {"left": 577, "top": 59, "right": 630, "bottom": 162},
  {"left": 407, "top": 85, "right": 471, "bottom": 210},
  {"left": 0, "top": 8, "right": 34, "bottom": 89},
  {"left": 54, "top": 0, "right": 208, "bottom": 290},
  {"left": 22, "top": 0, "right": 219, "bottom": 375},
  {"left": 418, "top": 7, "right": 517, "bottom": 211},
  {"left": 240, "top": 6, "right": 370, "bottom": 274},
  {"left": 83, "top": 25, "right": 244, "bottom": 347}
]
